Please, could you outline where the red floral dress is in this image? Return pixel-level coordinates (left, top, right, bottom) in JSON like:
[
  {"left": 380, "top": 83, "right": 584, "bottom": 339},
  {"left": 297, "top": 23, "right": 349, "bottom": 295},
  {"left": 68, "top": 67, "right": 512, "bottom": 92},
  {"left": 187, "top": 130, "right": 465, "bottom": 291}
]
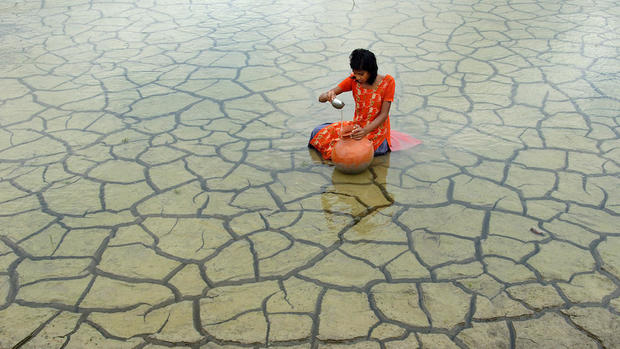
[{"left": 310, "top": 74, "right": 395, "bottom": 159}]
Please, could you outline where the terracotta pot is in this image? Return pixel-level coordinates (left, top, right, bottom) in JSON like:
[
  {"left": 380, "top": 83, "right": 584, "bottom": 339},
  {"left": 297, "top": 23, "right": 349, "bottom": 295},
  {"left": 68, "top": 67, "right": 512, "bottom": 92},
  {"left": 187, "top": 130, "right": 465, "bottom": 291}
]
[{"left": 332, "top": 137, "right": 374, "bottom": 174}]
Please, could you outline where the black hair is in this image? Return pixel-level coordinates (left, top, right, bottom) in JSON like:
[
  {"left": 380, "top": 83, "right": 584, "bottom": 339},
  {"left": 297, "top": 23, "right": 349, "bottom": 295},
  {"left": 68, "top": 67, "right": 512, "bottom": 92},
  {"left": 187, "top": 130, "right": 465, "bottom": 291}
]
[{"left": 349, "top": 48, "right": 378, "bottom": 85}]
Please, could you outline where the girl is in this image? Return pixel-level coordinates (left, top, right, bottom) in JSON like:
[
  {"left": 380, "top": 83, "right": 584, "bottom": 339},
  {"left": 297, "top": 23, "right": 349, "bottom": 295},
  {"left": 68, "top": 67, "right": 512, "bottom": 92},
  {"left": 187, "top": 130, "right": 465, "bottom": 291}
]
[{"left": 309, "top": 48, "right": 394, "bottom": 160}]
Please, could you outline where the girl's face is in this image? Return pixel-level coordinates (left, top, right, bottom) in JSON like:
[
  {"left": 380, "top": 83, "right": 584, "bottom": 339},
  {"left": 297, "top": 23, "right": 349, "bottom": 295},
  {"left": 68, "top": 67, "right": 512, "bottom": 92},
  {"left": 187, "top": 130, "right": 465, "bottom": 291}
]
[{"left": 352, "top": 70, "right": 370, "bottom": 84}]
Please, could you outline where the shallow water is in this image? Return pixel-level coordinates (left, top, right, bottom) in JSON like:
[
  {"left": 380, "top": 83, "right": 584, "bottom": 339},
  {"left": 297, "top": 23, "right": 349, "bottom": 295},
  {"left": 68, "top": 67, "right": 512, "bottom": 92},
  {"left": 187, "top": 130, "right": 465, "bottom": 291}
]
[{"left": 0, "top": 0, "right": 619, "bottom": 347}]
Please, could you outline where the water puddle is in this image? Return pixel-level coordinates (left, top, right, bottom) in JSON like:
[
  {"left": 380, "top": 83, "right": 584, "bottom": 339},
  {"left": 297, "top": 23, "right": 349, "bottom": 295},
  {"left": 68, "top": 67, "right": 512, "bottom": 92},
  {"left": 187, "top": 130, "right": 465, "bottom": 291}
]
[{"left": 0, "top": 0, "right": 618, "bottom": 347}]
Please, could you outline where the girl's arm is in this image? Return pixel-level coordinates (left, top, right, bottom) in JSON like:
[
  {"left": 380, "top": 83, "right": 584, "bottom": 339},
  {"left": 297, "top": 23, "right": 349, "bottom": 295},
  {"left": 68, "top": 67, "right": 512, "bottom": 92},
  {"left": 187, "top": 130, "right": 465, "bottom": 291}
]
[
  {"left": 351, "top": 101, "right": 391, "bottom": 140},
  {"left": 318, "top": 86, "right": 343, "bottom": 103}
]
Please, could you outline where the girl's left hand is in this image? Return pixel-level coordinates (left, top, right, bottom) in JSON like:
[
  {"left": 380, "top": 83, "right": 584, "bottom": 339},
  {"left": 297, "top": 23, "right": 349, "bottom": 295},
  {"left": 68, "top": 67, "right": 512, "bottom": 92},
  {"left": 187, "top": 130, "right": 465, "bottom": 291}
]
[{"left": 350, "top": 125, "right": 369, "bottom": 140}]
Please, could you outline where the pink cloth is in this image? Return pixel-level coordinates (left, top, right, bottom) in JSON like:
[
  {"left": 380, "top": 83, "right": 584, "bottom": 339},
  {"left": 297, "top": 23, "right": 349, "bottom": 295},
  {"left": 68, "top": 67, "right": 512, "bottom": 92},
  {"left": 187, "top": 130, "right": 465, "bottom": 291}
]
[{"left": 390, "top": 131, "right": 422, "bottom": 151}]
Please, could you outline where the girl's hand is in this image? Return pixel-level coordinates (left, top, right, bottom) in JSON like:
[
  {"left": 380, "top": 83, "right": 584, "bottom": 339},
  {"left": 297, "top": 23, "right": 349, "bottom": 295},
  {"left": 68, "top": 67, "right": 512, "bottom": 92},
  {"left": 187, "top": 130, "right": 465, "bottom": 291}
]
[
  {"left": 318, "top": 86, "right": 343, "bottom": 103},
  {"left": 318, "top": 89, "right": 336, "bottom": 103},
  {"left": 350, "top": 125, "right": 369, "bottom": 140},
  {"left": 326, "top": 90, "right": 336, "bottom": 102}
]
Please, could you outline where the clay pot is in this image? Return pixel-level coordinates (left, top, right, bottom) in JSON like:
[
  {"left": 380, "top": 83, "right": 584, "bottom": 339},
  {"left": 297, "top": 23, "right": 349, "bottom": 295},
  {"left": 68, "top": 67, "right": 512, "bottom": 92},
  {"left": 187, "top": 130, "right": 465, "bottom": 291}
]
[{"left": 332, "top": 137, "right": 374, "bottom": 174}]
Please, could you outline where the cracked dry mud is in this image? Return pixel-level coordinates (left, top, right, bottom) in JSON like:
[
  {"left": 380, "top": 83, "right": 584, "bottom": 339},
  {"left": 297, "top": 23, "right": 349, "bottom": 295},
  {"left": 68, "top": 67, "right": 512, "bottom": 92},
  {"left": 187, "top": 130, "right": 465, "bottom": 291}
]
[{"left": 1, "top": 0, "right": 619, "bottom": 348}]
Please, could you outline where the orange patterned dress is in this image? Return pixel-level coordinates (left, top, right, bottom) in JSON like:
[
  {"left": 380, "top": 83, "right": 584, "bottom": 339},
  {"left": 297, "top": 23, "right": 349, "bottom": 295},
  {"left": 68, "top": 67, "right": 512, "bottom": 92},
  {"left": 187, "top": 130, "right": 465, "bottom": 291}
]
[{"left": 310, "top": 74, "right": 395, "bottom": 160}]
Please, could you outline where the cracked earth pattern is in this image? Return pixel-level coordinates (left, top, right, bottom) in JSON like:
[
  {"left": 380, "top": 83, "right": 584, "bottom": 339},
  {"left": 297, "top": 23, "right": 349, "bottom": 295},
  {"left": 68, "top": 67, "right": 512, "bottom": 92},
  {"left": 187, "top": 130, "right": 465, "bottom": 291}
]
[{"left": 1, "top": 0, "right": 619, "bottom": 348}]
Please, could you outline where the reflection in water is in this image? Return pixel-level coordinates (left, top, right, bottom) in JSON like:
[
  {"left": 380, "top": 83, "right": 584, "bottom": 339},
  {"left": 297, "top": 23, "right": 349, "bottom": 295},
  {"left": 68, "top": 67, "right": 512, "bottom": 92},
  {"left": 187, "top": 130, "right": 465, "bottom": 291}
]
[{"left": 320, "top": 154, "right": 393, "bottom": 233}]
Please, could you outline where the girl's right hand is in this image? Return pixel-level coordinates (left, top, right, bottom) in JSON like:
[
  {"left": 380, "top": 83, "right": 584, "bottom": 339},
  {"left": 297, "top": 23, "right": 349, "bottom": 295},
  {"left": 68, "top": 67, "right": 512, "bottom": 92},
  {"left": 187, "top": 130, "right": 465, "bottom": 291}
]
[
  {"left": 326, "top": 89, "right": 336, "bottom": 102},
  {"left": 319, "top": 89, "right": 336, "bottom": 103}
]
